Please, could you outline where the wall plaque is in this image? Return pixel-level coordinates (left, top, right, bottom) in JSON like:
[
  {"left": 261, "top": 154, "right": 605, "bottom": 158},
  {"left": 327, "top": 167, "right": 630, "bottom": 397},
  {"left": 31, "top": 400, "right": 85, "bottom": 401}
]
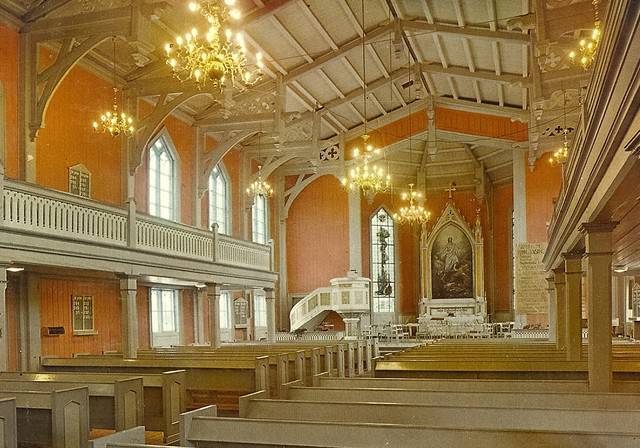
[{"left": 515, "top": 242, "right": 548, "bottom": 314}]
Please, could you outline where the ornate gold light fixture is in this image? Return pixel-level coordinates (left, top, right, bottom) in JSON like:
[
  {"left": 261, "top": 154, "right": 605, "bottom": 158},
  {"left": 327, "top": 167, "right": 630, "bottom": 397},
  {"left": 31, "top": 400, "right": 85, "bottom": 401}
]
[
  {"left": 549, "top": 130, "right": 570, "bottom": 166},
  {"left": 246, "top": 165, "right": 273, "bottom": 198},
  {"left": 341, "top": 134, "right": 391, "bottom": 195},
  {"left": 92, "top": 37, "right": 135, "bottom": 137},
  {"left": 568, "top": 0, "right": 601, "bottom": 70},
  {"left": 341, "top": 0, "right": 390, "bottom": 197},
  {"left": 165, "top": 0, "right": 263, "bottom": 90},
  {"left": 393, "top": 184, "right": 430, "bottom": 225}
]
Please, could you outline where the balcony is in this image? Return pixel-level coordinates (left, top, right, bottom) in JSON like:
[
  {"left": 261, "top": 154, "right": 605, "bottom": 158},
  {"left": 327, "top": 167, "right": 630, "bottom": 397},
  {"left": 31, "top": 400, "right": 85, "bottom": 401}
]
[{"left": 0, "top": 178, "right": 276, "bottom": 286}]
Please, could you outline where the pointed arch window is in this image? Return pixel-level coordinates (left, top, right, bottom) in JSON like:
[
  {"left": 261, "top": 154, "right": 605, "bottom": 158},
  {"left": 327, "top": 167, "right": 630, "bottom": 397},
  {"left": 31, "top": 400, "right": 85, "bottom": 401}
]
[
  {"left": 209, "top": 165, "right": 231, "bottom": 234},
  {"left": 252, "top": 194, "right": 268, "bottom": 244},
  {"left": 370, "top": 208, "right": 396, "bottom": 313},
  {"left": 148, "top": 135, "right": 177, "bottom": 220}
]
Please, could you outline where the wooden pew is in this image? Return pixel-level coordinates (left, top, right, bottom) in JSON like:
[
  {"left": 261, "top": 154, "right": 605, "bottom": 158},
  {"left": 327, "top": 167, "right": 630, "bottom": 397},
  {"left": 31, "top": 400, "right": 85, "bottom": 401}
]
[
  {"left": 0, "top": 387, "right": 89, "bottom": 448},
  {"left": 181, "top": 415, "right": 640, "bottom": 447},
  {"left": 0, "top": 376, "right": 143, "bottom": 432},
  {"left": 0, "top": 398, "right": 17, "bottom": 448},
  {"left": 318, "top": 376, "right": 589, "bottom": 392},
  {"left": 18, "top": 369, "right": 186, "bottom": 444},
  {"left": 238, "top": 397, "right": 640, "bottom": 434}
]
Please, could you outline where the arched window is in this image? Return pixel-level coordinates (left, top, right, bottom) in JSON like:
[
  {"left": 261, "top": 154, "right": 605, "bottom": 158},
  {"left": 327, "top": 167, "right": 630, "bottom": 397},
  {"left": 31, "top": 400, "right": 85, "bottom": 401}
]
[
  {"left": 370, "top": 208, "right": 396, "bottom": 313},
  {"left": 209, "top": 165, "right": 231, "bottom": 234},
  {"left": 252, "top": 194, "right": 268, "bottom": 244},
  {"left": 148, "top": 135, "right": 177, "bottom": 220}
]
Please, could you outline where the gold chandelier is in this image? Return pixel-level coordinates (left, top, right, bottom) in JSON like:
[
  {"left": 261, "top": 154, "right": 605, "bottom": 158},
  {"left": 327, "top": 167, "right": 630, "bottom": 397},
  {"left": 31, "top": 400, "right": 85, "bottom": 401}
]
[
  {"left": 341, "top": 0, "right": 390, "bottom": 197},
  {"left": 341, "top": 134, "right": 391, "bottom": 196},
  {"left": 92, "top": 37, "right": 135, "bottom": 137},
  {"left": 568, "top": 0, "right": 601, "bottom": 70},
  {"left": 549, "top": 130, "right": 570, "bottom": 166},
  {"left": 165, "top": 0, "right": 263, "bottom": 90},
  {"left": 246, "top": 165, "right": 273, "bottom": 198},
  {"left": 393, "top": 184, "right": 430, "bottom": 225}
]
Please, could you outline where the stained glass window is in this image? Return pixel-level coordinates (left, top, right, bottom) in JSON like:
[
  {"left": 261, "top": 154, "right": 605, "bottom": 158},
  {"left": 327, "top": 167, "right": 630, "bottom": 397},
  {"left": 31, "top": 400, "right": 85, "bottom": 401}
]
[{"left": 370, "top": 208, "right": 395, "bottom": 313}]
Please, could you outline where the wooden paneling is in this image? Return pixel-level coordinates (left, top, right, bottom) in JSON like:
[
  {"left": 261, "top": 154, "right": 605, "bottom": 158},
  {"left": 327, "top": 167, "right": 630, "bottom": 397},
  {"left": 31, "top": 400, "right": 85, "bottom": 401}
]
[
  {"left": 287, "top": 175, "right": 349, "bottom": 294},
  {"left": 435, "top": 107, "right": 528, "bottom": 141},
  {"left": 526, "top": 152, "right": 563, "bottom": 243},
  {"left": 6, "top": 277, "right": 19, "bottom": 371},
  {"left": 39, "top": 277, "right": 121, "bottom": 357},
  {"left": 36, "top": 62, "right": 123, "bottom": 205},
  {"left": 0, "top": 24, "right": 19, "bottom": 179},
  {"left": 137, "top": 286, "right": 150, "bottom": 350},
  {"left": 493, "top": 184, "right": 514, "bottom": 312}
]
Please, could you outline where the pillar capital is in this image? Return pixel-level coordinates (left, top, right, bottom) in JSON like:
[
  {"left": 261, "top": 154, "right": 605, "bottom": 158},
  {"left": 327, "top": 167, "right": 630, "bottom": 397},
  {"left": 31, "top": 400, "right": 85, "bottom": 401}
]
[
  {"left": 118, "top": 275, "right": 138, "bottom": 291},
  {"left": 563, "top": 252, "right": 583, "bottom": 274},
  {"left": 579, "top": 221, "right": 619, "bottom": 235},
  {"left": 552, "top": 267, "right": 566, "bottom": 284}
]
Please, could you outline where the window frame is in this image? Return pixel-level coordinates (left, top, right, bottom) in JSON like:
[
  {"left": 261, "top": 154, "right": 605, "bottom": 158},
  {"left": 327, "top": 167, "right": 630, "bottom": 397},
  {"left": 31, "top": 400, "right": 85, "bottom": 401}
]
[
  {"left": 208, "top": 164, "right": 232, "bottom": 234},
  {"left": 148, "top": 130, "right": 180, "bottom": 221},
  {"left": 252, "top": 194, "right": 269, "bottom": 244},
  {"left": 149, "top": 288, "right": 180, "bottom": 335},
  {"left": 253, "top": 290, "right": 267, "bottom": 327},
  {"left": 219, "top": 291, "right": 232, "bottom": 329},
  {"left": 369, "top": 207, "right": 397, "bottom": 314}
]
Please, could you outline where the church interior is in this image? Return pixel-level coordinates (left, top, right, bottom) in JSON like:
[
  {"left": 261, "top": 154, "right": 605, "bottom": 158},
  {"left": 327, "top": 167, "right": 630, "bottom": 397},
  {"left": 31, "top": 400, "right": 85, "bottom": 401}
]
[{"left": 0, "top": 0, "right": 639, "bottom": 446}]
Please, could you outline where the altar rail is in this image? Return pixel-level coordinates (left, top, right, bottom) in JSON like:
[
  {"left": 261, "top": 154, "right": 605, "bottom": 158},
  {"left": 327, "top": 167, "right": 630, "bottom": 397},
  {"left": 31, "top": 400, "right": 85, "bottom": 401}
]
[
  {"left": 1, "top": 179, "right": 273, "bottom": 272},
  {"left": 275, "top": 331, "right": 344, "bottom": 342}
]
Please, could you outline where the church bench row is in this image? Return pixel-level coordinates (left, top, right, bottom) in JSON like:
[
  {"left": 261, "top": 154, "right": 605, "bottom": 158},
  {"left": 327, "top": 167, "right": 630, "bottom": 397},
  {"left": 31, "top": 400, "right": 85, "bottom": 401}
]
[
  {"left": 0, "top": 398, "right": 17, "bottom": 448},
  {"left": 0, "top": 387, "right": 89, "bottom": 448},
  {"left": 286, "top": 385, "right": 640, "bottom": 410},
  {"left": 179, "top": 414, "right": 640, "bottom": 448},
  {"left": 238, "top": 396, "right": 640, "bottom": 435},
  {"left": 1, "top": 370, "right": 186, "bottom": 444},
  {"left": 0, "top": 377, "right": 143, "bottom": 433}
]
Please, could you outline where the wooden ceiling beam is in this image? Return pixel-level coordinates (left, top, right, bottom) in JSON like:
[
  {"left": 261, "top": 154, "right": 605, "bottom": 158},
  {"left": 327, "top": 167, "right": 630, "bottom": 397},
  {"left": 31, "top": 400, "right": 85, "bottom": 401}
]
[{"left": 401, "top": 20, "right": 531, "bottom": 44}]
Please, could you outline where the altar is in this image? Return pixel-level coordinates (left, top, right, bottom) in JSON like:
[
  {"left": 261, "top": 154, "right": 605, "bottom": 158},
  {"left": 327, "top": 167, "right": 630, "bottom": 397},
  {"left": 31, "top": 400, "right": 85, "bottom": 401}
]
[{"left": 419, "top": 199, "right": 487, "bottom": 322}]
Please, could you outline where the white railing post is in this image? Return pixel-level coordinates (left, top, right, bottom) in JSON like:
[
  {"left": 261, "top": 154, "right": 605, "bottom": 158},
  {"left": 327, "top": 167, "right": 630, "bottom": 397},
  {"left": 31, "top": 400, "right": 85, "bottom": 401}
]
[
  {"left": 211, "top": 222, "right": 219, "bottom": 263},
  {"left": 126, "top": 174, "right": 136, "bottom": 249},
  {"left": 0, "top": 163, "right": 4, "bottom": 223}
]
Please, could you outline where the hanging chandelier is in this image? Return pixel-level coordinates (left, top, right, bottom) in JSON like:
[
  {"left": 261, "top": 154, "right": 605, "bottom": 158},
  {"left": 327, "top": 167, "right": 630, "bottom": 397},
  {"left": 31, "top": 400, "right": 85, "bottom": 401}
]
[
  {"left": 246, "top": 165, "right": 273, "bottom": 198},
  {"left": 549, "top": 131, "right": 570, "bottom": 166},
  {"left": 341, "top": 134, "right": 391, "bottom": 196},
  {"left": 393, "top": 184, "right": 431, "bottom": 225},
  {"left": 549, "top": 90, "right": 572, "bottom": 166},
  {"left": 92, "top": 37, "right": 135, "bottom": 137},
  {"left": 165, "top": 0, "right": 263, "bottom": 90},
  {"left": 568, "top": 0, "right": 601, "bottom": 70},
  {"left": 341, "top": 0, "right": 390, "bottom": 197}
]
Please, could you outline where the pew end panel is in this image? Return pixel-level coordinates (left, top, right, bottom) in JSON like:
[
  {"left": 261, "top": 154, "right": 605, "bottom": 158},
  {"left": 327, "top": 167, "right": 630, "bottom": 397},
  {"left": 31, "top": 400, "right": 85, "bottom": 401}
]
[
  {"left": 51, "top": 387, "right": 90, "bottom": 448},
  {"left": 114, "top": 378, "right": 145, "bottom": 431},
  {"left": 238, "top": 390, "right": 268, "bottom": 418},
  {"left": 161, "top": 370, "right": 187, "bottom": 445},
  {"left": 0, "top": 398, "right": 17, "bottom": 448},
  {"left": 179, "top": 406, "right": 217, "bottom": 448}
]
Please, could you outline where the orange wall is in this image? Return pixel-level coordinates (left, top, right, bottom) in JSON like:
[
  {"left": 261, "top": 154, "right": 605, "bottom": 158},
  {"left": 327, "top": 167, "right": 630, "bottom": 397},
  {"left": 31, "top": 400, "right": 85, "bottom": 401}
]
[
  {"left": 0, "top": 24, "right": 19, "bottom": 179},
  {"left": 287, "top": 175, "right": 349, "bottom": 294},
  {"left": 526, "top": 152, "right": 562, "bottom": 243},
  {"left": 36, "top": 62, "right": 123, "bottom": 205},
  {"left": 493, "top": 184, "right": 514, "bottom": 312},
  {"left": 39, "top": 277, "right": 122, "bottom": 357},
  {"left": 137, "top": 286, "right": 151, "bottom": 349},
  {"left": 435, "top": 107, "right": 528, "bottom": 142},
  {"left": 6, "top": 277, "right": 19, "bottom": 371},
  {"left": 347, "top": 110, "right": 427, "bottom": 156}
]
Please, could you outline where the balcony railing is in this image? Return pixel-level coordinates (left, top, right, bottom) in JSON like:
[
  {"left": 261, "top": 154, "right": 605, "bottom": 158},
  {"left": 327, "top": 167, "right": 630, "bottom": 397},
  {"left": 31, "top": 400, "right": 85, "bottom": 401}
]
[{"left": 1, "top": 179, "right": 272, "bottom": 272}]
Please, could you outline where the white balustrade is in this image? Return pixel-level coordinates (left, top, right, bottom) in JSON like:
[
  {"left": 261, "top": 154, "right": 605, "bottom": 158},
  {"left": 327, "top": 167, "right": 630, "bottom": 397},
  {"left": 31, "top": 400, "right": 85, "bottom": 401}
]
[
  {"left": 1, "top": 180, "right": 273, "bottom": 272},
  {"left": 3, "top": 180, "right": 127, "bottom": 246},
  {"left": 275, "top": 331, "right": 344, "bottom": 342},
  {"left": 216, "top": 234, "right": 271, "bottom": 271},
  {"left": 136, "top": 215, "right": 212, "bottom": 260}
]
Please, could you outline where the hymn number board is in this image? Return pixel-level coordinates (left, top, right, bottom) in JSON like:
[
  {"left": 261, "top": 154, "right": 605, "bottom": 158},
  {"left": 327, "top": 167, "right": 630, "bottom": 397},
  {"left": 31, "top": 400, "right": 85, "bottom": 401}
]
[{"left": 72, "top": 296, "right": 95, "bottom": 335}]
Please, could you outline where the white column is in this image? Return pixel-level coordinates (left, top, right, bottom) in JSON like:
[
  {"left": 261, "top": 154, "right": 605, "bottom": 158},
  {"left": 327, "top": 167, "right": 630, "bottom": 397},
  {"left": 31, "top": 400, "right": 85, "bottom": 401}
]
[
  {"left": 512, "top": 152, "right": 527, "bottom": 246},
  {"left": 126, "top": 174, "right": 137, "bottom": 249},
  {"left": 546, "top": 274, "right": 557, "bottom": 343},
  {"left": 0, "top": 265, "right": 8, "bottom": 371},
  {"left": 564, "top": 253, "right": 583, "bottom": 362},
  {"left": 119, "top": 276, "right": 138, "bottom": 359},
  {"left": 553, "top": 268, "right": 567, "bottom": 351},
  {"left": 25, "top": 274, "right": 40, "bottom": 371},
  {"left": 348, "top": 190, "right": 362, "bottom": 275},
  {"left": 278, "top": 218, "right": 289, "bottom": 330},
  {"left": 581, "top": 222, "right": 617, "bottom": 393},
  {"left": 195, "top": 287, "right": 206, "bottom": 344},
  {"left": 265, "top": 288, "right": 276, "bottom": 343},
  {"left": 207, "top": 283, "right": 221, "bottom": 349}
]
